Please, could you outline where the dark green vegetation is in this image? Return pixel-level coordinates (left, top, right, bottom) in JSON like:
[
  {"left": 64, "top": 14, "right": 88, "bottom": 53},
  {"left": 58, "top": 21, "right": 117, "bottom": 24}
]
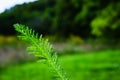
[
  {"left": 1, "top": 50, "right": 120, "bottom": 80},
  {"left": 0, "top": 0, "right": 120, "bottom": 40}
]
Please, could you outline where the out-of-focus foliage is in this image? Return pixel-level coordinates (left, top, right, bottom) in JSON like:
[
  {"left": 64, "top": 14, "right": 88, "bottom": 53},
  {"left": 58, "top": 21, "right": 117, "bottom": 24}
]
[
  {"left": 44, "top": 35, "right": 65, "bottom": 42},
  {"left": 91, "top": 2, "right": 120, "bottom": 36},
  {"left": 0, "top": 0, "right": 120, "bottom": 39},
  {"left": 0, "top": 35, "right": 17, "bottom": 45},
  {"left": 0, "top": 35, "right": 28, "bottom": 46},
  {"left": 67, "top": 35, "right": 84, "bottom": 45}
]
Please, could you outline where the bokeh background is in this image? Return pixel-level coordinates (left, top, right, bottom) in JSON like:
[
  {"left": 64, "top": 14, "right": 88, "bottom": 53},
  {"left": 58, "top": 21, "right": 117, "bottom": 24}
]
[{"left": 0, "top": 0, "right": 120, "bottom": 80}]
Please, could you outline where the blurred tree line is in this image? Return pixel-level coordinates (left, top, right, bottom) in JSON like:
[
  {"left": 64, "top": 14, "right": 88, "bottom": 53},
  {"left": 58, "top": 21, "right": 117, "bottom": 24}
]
[{"left": 0, "top": 0, "right": 120, "bottom": 40}]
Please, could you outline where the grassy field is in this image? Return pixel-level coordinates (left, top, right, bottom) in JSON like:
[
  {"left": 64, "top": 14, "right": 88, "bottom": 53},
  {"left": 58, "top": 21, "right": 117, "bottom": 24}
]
[{"left": 0, "top": 49, "right": 120, "bottom": 80}]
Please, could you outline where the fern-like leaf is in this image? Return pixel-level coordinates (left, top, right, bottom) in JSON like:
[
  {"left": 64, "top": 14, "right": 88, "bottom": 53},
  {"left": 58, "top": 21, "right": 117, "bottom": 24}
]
[{"left": 14, "top": 24, "right": 69, "bottom": 80}]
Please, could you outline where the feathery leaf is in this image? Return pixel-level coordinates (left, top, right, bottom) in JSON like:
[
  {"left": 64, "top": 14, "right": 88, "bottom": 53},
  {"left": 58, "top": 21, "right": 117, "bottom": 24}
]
[{"left": 14, "top": 24, "right": 69, "bottom": 80}]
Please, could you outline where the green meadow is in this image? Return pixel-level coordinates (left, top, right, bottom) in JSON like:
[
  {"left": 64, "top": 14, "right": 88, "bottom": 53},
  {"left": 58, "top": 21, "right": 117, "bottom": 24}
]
[{"left": 1, "top": 49, "right": 120, "bottom": 80}]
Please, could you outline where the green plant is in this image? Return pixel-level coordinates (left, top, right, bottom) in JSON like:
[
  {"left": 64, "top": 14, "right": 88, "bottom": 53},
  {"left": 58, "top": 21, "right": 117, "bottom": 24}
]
[{"left": 14, "top": 24, "right": 69, "bottom": 80}]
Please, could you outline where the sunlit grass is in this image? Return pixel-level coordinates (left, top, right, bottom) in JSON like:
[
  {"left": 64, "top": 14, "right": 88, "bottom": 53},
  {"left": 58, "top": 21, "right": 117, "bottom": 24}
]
[{"left": 1, "top": 50, "right": 120, "bottom": 80}]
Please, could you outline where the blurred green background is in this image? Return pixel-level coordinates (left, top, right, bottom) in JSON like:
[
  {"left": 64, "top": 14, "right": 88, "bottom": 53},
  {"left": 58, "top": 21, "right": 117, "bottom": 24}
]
[{"left": 0, "top": 0, "right": 120, "bottom": 80}]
